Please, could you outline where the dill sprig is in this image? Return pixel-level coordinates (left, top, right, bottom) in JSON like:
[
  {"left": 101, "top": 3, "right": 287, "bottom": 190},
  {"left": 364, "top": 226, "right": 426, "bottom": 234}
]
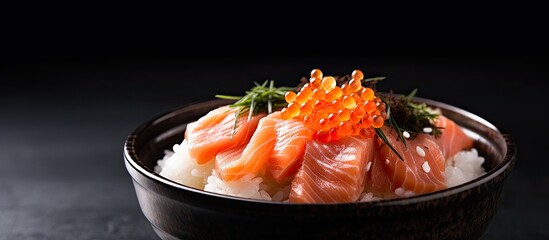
[
  {"left": 375, "top": 128, "right": 405, "bottom": 161},
  {"left": 215, "top": 80, "right": 293, "bottom": 139},
  {"left": 362, "top": 76, "right": 386, "bottom": 85},
  {"left": 382, "top": 96, "right": 408, "bottom": 147}
]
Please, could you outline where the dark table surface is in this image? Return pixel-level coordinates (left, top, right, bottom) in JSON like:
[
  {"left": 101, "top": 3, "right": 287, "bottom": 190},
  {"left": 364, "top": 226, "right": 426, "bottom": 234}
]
[{"left": 1, "top": 56, "right": 547, "bottom": 239}]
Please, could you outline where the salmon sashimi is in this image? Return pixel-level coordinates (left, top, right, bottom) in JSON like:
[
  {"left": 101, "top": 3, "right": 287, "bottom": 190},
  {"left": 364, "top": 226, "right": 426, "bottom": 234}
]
[
  {"left": 289, "top": 136, "right": 375, "bottom": 203},
  {"left": 267, "top": 113, "right": 314, "bottom": 184},
  {"left": 215, "top": 112, "right": 279, "bottom": 181},
  {"left": 215, "top": 144, "right": 246, "bottom": 169},
  {"left": 434, "top": 115, "right": 474, "bottom": 159},
  {"left": 370, "top": 127, "right": 446, "bottom": 195},
  {"left": 185, "top": 106, "right": 264, "bottom": 164}
]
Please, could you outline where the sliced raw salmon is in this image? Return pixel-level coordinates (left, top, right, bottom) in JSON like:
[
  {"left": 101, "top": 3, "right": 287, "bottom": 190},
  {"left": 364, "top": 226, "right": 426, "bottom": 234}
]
[
  {"left": 185, "top": 106, "right": 264, "bottom": 164},
  {"left": 215, "top": 144, "right": 246, "bottom": 167},
  {"left": 215, "top": 112, "right": 279, "bottom": 181},
  {"left": 289, "top": 136, "right": 375, "bottom": 203},
  {"left": 370, "top": 127, "right": 446, "bottom": 195},
  {"left": 267, "top": 114, "right": 314, "bottom": 184},
  {"left": 434, "top": 115, "right": 474, "bottom": 159},
  {"left": 216, "top": 111, "right": 314, "bottom": 183}
]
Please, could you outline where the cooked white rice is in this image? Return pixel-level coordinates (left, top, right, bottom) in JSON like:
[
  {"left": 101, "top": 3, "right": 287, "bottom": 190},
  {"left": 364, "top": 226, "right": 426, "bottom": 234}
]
[
  {"left": 156, "top": 141, "right": 485, "bottom": 202},
  {"left": 204, "top": 171, "right": 272, "bottom": 200},
  {"left": 154, "top": 140, "right": 213, "bottom": 190},
  {"left": 445, "top": 148, "right": 485, "bottom": 187},
  {"left": 155, "top": 140, "right": 271, "bottom": 200}
]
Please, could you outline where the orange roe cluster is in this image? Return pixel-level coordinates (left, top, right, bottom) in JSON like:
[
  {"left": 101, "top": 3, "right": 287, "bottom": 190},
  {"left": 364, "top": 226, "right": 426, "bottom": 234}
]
[{"left": 281, "top": 69, "right": 387, "bottom": 143}]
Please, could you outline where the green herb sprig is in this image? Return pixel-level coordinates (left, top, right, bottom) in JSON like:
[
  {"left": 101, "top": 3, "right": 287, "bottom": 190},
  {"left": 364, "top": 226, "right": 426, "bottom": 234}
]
[
  {"left": 375, "top": 128, "right": 405, "bottom": 161},
  {"left": 380, "top": 96, "right": 408, "bottom": 152},
  {"left": 215, "top": 80, "right": 292, "bottom": 139}
]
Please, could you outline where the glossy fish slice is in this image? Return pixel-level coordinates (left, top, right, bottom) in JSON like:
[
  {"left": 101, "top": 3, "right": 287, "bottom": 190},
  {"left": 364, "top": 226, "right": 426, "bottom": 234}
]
[
  {"left": 371, "top": 127, "right": 447, "bottom": 195},
  {"left": 267, "top": 113, "right": 314, "bottom": 184},
  {"left": 185, "top": 106, "right": 264, "bottom": 164},
  {"left": 434, "top": 115, "right": 474, "bottom": 159},
  {"left": 215, "top": 112, "right": 279, "bottom": 181},
  {"left": 289, "top": 136, "right": 375, "bottom": 203}
]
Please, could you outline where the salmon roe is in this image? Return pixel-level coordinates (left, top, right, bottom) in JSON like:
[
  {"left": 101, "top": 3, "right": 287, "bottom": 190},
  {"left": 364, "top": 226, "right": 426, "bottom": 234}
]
[{"left": 281, "top": 69, "right": 387, "bottom": 143}]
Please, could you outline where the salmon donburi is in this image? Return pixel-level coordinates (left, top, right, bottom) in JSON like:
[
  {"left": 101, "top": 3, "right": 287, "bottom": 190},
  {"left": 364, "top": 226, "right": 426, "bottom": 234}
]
[{"left": 154, "top": 69, "right": 485, "bottom": 203}]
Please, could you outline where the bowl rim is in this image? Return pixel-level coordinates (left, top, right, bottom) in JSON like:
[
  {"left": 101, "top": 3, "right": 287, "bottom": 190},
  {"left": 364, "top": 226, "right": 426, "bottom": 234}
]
[{"left": 124, "top": 97, "right": 516, "bottom": 206}]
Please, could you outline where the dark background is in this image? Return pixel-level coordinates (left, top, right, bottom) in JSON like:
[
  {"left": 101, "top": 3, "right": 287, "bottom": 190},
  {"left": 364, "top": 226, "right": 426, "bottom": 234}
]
[{"left": 1, "top": 17, "right": 548, "bottom": 239}]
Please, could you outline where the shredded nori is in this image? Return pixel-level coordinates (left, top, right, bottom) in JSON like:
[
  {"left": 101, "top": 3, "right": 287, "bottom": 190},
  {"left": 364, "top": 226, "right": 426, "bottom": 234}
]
[{"left": 380, "top": 90, "right": 442, "bottom": 140}]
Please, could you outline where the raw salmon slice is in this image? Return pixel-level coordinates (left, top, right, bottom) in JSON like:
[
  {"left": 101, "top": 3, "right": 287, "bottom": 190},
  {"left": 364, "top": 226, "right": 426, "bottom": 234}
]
[
  {"left": 215, "top": 144, "right": 246, "bottom": 168},
  {"left": 185, "top": 106, "right": 264, "bottom": 164},
  {"left": 289, "top": 136, "right": 375, "bottom": 203},
  {"left": 267, "top": 114, "right": 314, "bottom": 184},
  {"left": 215, "top": 112, "right": 279, "bottom": 181},
  {"left": 216, "top": 111, "right": 314, "bottom": 184},
  {"left": 434, "top": 115, "right": 474, "bottom": 159},
  {"left": 371, "top": 127, "right": 447, "bottom": 195}
]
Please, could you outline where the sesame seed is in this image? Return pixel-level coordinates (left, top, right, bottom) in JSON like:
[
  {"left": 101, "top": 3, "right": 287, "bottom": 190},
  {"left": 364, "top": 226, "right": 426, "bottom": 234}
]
[
  {"left": 385, "top": 159, "right": 390, "bottom": 165},
  {"left": 359, "top": 192, "right": 375, "bottom": 202},
  {"left": 366, "top": 161, "right": 372, "bottom": 172},
  {"left": 403, "top": 131, "right": 410, "bottom": 139},
  {"left": 422, "top": 161, "right": 431, "bottom": 173},
  {"left": 395, "top": 187, "right": 405, "bottom": 196},
  {"left": 416, "top": 146, "right": 426, "bottom": 157},
  {"left": 423, "top": 127, "right": 433, "bottom": 133}
]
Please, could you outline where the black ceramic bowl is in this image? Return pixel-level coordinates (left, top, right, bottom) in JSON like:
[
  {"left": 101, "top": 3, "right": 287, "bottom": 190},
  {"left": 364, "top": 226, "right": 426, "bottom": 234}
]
[{"left": 124, "top": 98, "right": 516, "bottom": 240}]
